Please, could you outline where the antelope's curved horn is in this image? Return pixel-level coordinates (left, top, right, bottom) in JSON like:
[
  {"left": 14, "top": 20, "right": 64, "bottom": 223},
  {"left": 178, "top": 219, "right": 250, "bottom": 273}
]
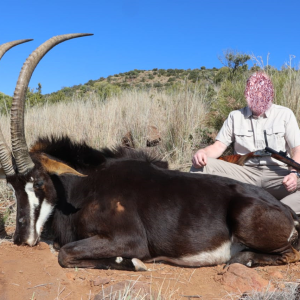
[
  {"left": 10, "top": 33, "right": 93, "bottom": 174},
  {"left": 0, "top": 39, "right": 33, "bottom": 61},
  {"left": 0, "top": 39, "right": 33, "bottom": 176},
  {"left": 0, "top": 128, "right": 14, "bottom": 176}
]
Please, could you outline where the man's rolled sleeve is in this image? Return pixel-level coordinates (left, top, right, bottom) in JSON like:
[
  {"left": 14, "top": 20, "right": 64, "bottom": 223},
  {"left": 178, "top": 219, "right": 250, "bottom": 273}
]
[
  {"left": 216, "top": 112, "right": 234, "bottom": 146},
  {"left": 285, "top": 110, "right": 300, "bottom": 149}
]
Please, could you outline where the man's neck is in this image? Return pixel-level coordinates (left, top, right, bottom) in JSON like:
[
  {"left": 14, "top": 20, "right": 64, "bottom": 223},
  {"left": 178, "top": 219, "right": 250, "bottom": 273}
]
[{"left": 252, "top": 113, "right": 265, "bottom": 119}]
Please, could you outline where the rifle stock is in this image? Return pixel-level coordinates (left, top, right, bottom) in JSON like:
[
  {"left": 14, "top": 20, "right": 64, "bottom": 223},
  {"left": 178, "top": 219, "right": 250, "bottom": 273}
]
[
  {"left": 219, "top": 147, "right": 300, "bottom": 171},
  {"left": 218, "top": 153, "right": 255, "bottom": 166}
]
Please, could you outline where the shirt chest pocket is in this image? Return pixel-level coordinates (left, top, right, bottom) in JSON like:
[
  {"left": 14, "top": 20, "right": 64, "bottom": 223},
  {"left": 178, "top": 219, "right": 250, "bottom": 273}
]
[
  {"left": 265, "top": 125, "right": 286, "bottom": 151},
  {"left": 233, "top": 128, "right": 254, "bottom": 152}
]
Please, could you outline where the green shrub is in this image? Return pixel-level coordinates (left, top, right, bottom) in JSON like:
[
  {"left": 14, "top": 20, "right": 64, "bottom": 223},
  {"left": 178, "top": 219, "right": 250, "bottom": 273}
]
[
  {"left": 94, "top": 82, "right": 121, "bottom": 100},
  {"left": 214, "top": 67, "right": 231, "bottom": 84},
  {"left": 208, "top": 77, "right": 248, "bottom": 131},
  {"left": 153, "top": 82, "right": 163, "bottom": 88},
  {"left": 167, "top": 69, "right": 176, "bottom": 76},
  {"left": 158, "top": 69, "right": 166, "bottom": 76},
  {"left": 86, "top": 80, "right": 94, "bottom": 86}
]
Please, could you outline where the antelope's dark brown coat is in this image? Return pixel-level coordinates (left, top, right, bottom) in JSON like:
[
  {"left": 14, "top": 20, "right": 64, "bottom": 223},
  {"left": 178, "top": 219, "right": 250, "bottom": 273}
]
[{"left": 11, "top": 136, "right": 300, "bottom": 270}]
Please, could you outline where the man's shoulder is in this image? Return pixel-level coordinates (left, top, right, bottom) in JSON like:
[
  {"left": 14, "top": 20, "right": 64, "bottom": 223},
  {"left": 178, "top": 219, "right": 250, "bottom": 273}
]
[
  {"left": 270, "top": 104, "right": 294, "bottom": 117},
  {"left": 271, "top": 104, "right": 292, "bottom": 112},
  {"left": 228, "top": 105, "right": 294, "bottom": 117}
]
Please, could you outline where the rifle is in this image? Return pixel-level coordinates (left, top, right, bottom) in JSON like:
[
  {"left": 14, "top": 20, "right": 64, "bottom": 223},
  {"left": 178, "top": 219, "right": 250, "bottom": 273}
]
[
  {"left": 219, "top": 147, "right": 300, "bottom": 171},
  {"left": 218, "top": 129, "right": 300, "bottom": 171}
]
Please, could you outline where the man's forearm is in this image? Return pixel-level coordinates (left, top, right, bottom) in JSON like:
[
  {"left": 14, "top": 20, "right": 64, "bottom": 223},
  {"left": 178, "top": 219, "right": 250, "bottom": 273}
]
[
  {"left": 290, "top": 146, "right": 300, "bottom": 171},
  {"left": 201, "top": 141, "right": 227, "bottom": 158}
]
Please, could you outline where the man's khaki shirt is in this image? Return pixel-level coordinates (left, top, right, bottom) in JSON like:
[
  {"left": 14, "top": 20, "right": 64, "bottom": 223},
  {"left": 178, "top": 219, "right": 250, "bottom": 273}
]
[{"left": 216, "top": 104, "right": 300, "bottom": 166}]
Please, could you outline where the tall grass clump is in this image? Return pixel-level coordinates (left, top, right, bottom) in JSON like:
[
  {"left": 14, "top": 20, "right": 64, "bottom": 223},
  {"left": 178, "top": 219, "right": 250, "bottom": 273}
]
[{"left": 273, "top": 66, "right": 300, "bottom": 121}]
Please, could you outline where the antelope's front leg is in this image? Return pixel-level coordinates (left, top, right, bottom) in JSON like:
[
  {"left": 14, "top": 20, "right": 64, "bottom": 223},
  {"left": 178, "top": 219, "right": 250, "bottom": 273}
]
[{"left": 58, "top": 236, "right": 148, "bottom": 271}]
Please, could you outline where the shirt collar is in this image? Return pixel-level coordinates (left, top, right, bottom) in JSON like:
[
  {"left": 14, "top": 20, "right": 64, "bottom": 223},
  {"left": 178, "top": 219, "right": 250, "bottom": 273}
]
[
  {"left": 245, "top": 106, "right": 252, "bottom": 118},
  {"left": 246, "top": 104, "right": 273, "bottom": 119}
]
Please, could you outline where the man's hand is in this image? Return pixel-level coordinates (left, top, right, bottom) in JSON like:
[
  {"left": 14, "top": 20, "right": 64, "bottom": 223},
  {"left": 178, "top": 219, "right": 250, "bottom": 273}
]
[
  {"left": 192, "top": 150, "right": 207, "bottom": 168},
  {"left": 282, "top": 173, "right": 298, "bottom": 192},
  {"left": 191, "top": 141, "right": 227, "bottom": 169}
]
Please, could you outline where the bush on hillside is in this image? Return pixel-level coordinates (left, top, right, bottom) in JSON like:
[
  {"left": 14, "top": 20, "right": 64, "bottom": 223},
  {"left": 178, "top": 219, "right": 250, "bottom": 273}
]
[{"left": 94, "top": 82, "right": 121, "bottom": 100}]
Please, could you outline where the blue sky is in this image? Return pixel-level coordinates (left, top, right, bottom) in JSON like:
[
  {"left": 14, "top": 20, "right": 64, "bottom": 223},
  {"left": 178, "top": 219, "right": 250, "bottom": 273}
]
[{"left": 1, "top": 0, "right": 299, "bottom": 95}]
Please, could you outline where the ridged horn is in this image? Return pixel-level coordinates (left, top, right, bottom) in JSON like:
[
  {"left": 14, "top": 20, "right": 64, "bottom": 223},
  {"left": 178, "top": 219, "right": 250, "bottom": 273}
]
[
  {"left": 0, "top": 39, "right": 33, "bottom": 176},
  {"left": 10, "top": 33, "right": 93, "bottom": 175},
  {"left": 0, "top": 39, "right": 33, "bottom": 61},
  {"left": 0, "top": 129, "right": 14, "bottom": 176}
]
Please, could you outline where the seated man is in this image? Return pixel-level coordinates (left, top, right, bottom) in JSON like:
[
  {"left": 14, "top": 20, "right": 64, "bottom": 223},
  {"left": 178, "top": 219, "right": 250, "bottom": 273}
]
[{"left": 191, "top": 71, "right": 300, "bottom": 215}]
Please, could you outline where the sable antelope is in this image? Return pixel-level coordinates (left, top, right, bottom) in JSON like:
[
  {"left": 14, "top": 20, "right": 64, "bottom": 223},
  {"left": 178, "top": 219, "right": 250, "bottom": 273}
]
[{"left": 1, "top": 34, "right": 300, "bottom": 271}]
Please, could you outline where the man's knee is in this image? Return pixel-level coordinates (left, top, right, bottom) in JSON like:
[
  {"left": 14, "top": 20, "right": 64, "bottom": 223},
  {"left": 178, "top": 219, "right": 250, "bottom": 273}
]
[
  {"left": 190, "top": 157, "right": 220, "bottom": 174},
  {"left": 190, "top": 165, "right": 204, "bottom": 173}
]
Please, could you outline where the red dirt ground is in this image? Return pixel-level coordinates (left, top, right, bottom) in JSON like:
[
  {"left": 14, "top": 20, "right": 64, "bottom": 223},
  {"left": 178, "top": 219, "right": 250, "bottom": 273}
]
[{"left": 1, "top": 233, "right": 300, "bottom": 300}]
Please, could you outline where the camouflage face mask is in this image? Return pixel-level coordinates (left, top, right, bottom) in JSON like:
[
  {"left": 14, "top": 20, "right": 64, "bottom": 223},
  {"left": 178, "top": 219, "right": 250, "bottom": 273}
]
[{"left": 244, "top": 71, "right": 274, "bottom": 116}]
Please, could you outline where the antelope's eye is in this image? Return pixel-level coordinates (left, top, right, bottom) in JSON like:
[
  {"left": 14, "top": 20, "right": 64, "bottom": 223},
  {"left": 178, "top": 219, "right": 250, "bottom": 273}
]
[{"left": 33, "top": 180, "right": 44, "bottom": 189}]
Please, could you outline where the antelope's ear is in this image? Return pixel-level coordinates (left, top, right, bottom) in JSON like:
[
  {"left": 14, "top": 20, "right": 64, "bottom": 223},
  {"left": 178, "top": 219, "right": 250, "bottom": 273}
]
[{"left": 39, "top": 154, "right": 87, "bottom": 177}]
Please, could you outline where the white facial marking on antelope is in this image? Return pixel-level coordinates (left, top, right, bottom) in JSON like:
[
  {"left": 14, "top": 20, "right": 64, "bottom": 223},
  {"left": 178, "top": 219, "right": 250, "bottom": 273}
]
[
  {"left": 35, "top": 200, "right": 53, "bottom": 237},
  {"left": 24, "top": 182, "right": 54, "bottom": 246},
  {"left": 24, "top": 182, "right": 40, "bottom": 246}
]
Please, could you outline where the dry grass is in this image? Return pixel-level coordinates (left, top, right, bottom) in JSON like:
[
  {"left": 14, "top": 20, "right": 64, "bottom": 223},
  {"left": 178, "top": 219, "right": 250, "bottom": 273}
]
[
  {"left": 0, "top": 180, "right": 16, "bottom": 239},
  {"left": 238, "top": 283, "right": 300, "bottom": 300},
  {"left": 280, "top": 66, "right": 300, "bottom": 121},
  {"left": 1, "top": 86, "right": 208, "bottom": 169}
]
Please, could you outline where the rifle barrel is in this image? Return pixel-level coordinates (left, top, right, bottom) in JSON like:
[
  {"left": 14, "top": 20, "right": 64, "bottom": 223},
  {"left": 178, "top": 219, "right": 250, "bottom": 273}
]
[
  {"left": 265, "top": 147, "right": 300, "bottom": 170},
  {"left": 265, "top": 147, "right": 279, "bottom": 155}
]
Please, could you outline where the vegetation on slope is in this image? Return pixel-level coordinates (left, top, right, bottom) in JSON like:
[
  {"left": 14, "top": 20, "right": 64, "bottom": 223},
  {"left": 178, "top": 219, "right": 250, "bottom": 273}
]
[{"left": 1, "top": 50, "right": 299, "bottom": 146}]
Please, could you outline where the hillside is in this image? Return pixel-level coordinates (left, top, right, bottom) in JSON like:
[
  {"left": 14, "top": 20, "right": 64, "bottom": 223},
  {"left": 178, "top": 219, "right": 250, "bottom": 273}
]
[
  {"left": 92, "top": 67, "right": 218, "bottom": 88},
  {"left": 1, "top": 60, "right": 299, "bottom": 138},
  {"left": 43, "top": 67, "right": 220, "bottom": 101},
  {"left": 0, "top": 67, "right": 222, "bottom": 113},
  {"left": 0, "top": 67, "right": 218, "bottom": 108}
]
